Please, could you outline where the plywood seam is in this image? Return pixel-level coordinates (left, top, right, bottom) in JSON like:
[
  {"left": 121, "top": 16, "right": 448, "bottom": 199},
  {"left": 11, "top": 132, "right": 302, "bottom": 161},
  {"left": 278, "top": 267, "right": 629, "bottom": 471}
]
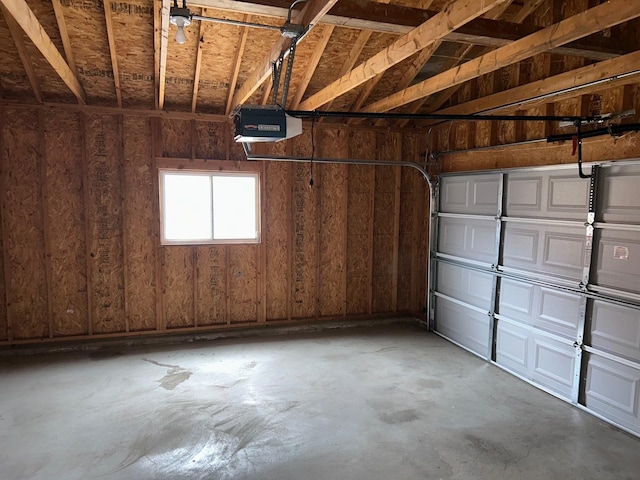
[{"left": 38, "top": 110, "right": 53, "bottom": 338}]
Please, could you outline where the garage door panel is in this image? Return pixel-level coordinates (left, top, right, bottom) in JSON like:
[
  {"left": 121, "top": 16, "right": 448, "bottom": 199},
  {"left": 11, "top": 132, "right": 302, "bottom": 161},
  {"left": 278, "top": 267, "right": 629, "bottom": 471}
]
[
  {"left": 532, "top": 339, "right": 575, "bottom": 398},
  {"left": 498, "top": 280, "right": 580, "bottom": 339},
  {"left": 438, "top": 217, "right": 496, "bottom": 263},
  {"left": 590, "top": 300, "right": 640, "bottom": 362},
  {"left": 585, "top": 353, "right": 640, "bottom": 434},
  {"left": 436, "top": 164, "right": 640, "bottom": 437},
  {"left": 436, "top": 262, "right": 493, "bottom": 310},
  {"left": 436, "top": 297, "right": 489, "bottom": 358},
  {"left": 440, "top": 175, "right": 500, "bottom": 215},
  {"left": 496, "top": 321, "right": 529, "bottom": 376},
  {"left": 498, "top": 279, "right": 534, "bottom": 318},
  {"left": 600, "top": 166, "right": 640, "bottom": 224},
  {"left": 503, "top": 227, "right": 538, "bottom": 264},
  {"left": 503, "top": 223, "right": 585, "bottom": 281},
  {"left": 496, "top": 320, "right": 575, "bottom": 399},
  {"left": 506, "top": 171, "right": 589, "bottom": 220},
  {"left": 594, "top": 231, "right": 640, "bottom": 295},
  {"left": 537, "top": 288, "right": 581, "bottom": 336}
]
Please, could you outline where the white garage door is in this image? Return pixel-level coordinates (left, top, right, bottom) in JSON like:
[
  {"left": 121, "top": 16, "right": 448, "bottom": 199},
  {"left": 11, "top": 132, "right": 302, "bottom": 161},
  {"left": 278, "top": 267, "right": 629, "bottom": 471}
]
[{"left": 431, "top": 162, "right": 640, "bottom": 437}]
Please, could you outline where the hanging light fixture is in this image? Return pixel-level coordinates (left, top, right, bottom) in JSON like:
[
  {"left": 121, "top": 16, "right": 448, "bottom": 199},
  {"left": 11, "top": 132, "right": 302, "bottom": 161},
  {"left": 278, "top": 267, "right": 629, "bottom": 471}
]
[
  {"left": 169, "top": 0, "right": 191, "bottom": 45},
  {"left": 169, "top": 0, "right": 309, "bottom": 45}
]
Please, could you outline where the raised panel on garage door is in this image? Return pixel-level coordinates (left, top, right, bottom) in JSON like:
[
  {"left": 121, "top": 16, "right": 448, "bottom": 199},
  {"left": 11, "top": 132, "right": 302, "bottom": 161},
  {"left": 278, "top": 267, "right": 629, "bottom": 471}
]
[
  {"left": 589, "top": 300, "right": 640, "bottom": 363},
  {"left": 593, "top": 229, "right": 640, "bottom": 296},
  {"left": 502, "top": 223, "right": 585, "bottom": 282},
  {"left": 498, "top": 278, "right": 581, "bottom": 340},
  {"left": 585, "top": 353, "right": 640, "bottom": 435},
  {"left": 438, "top": 217, "right": 497, "bottom": 264},
  {"left": 435, "top": 297, "right": 489, "bottom": 358},
  {"left": 439, "top": 174, "right": 500, "bottom": 215},
  {"left": 496, "top": 320, "right": 576, "bottom": 400},
  {"left": 599, "top": 165, "right": 640, "bottom": 224},
  {"left": 505, "top": 171, "right": 589, "bottom": 220},
  {"left": 436, "top": 262, "right": 493, "bottom": 310}
]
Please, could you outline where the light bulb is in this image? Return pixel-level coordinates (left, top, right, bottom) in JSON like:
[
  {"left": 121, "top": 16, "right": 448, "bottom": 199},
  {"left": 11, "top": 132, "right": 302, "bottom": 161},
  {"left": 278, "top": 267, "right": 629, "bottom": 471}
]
[
  {"left": 173, "top": 16, "right": 189, "bottom": 44},
  {"left": 176, "top": 25, "right": 186, "bottom": 44}
]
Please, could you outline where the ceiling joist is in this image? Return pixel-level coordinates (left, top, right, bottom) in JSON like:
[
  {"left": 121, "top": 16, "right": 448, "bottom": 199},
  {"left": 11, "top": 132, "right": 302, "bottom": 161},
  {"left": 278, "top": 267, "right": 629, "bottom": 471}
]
[
  {"left": 299, "top": 0, "right": 509, "bottom": 111},
  {"left": 158, "top": 0, "right": 171, "bottom": 110},
  {"left": 230, "top": 0, "right": 338, "bottom": 109},
  {"left": 193, "top": 9, "right": 210, "bottom": 113},
  {"left": 362, "top": 0, "right": 640, "bottom": 114},
  {"left": 0, "top": 0, "right": 86, "bottom": 104}
]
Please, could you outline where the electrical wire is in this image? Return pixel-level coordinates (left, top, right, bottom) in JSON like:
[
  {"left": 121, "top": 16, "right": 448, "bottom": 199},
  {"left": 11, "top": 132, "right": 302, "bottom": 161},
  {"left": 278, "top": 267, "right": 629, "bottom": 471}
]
[{"left": 287, "top": 0, "right": 308, "bottom": 23}]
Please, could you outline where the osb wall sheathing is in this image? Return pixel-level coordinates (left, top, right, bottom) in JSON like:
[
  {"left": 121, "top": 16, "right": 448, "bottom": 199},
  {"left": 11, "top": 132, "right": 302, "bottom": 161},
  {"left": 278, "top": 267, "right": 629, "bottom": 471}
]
[{"left": 0, "top": 106, "right": 429, "bottom": 344}]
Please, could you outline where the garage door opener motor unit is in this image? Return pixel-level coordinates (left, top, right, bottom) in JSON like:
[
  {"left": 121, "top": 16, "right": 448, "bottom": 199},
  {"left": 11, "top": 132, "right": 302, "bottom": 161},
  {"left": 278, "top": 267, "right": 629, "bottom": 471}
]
[{"left": 233, "top": 105, "right": 303, "bottom": 143}]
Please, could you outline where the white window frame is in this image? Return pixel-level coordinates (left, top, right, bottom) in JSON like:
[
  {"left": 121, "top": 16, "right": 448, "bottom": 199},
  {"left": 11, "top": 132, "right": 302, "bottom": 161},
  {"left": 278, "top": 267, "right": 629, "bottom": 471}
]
[{"left": 159, "top": 169, "right": 261, "bottom": 245}]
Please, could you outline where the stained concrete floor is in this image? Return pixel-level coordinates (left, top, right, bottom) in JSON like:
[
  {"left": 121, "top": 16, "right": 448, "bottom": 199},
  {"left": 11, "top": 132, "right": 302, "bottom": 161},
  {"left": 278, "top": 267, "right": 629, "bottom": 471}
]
[{"left": 0, "top": 323, "right": 638, "bottom": 480}]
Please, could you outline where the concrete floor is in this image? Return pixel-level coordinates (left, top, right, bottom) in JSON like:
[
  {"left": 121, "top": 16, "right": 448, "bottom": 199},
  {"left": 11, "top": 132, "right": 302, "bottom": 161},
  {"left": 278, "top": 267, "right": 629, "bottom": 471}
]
[{"left": 0, "top": 323, "right": 638, "bottom": 480}]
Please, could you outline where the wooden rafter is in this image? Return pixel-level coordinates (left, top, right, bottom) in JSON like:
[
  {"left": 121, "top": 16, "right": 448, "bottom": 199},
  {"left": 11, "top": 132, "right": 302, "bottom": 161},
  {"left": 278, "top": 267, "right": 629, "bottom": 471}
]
[
  {"left": 0, "top": 0, "right": 85, "bottom": 104},
  {"left": 193, "top": 9, "right": 210, "bottom": 113},
  {"left": 1, "top": 4, "right": 43, "bottom": 103},
  {"left": 362, "top": 0, "right": 640, "bottom": 114},
  {"left": 358, "top": 39, "right": 441, "bottom": 121},
  {"left": 396, "top": 44, "right": 476, "bottom": 128},
  {"left": 298, "top": 0, "right": 508, "bottom": 111},
  {"left": 370, "top": 41, "right": 443, "bottom": 127},
  {"left": 349, "top": 75, "right": 383, "bottom": 118},
  {"left": 51, "top": 0, "right": 76, "bottom": 74},
  {"left": 512, "top": 0, "right": 545, "bottom": 24},
  {"left": 225, "top": 15, "right": 250, "bottom": 115},
  {"left": 484, "top": 0, "right": 514, "bottom": 20},
  {"left": 260, "top": 83, "right": 273, "bottom": 105},
  {"left": 396, "top": 0, "right": 523, "bottom": 127},
  {"left": 289, "top": 24, "right": 335, "bottom": 109},
  {"left": 427, "top": 50, "right": 640, "bottom": 120},
  {"left": 103, "top": 0, "right": 122, "bottom": 107},
  {"left": 231, "top": 0, "right": 338, "bottom": 109},
  {"left": 322, "top": 29, "right": 371, "bottom": 112},
  {"left": 158, "top": 0, "right": 171, "bottom": 110},
  {"left": 191, "top": 0, "right": 619, "bottom": 61},
  {"left": 419, "top": 0, "right": 530, "bottom": 117}
]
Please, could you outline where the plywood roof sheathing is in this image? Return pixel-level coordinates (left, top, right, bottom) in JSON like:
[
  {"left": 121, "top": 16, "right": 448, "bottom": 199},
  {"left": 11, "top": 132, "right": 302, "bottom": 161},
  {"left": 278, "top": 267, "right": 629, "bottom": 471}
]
[
  {"left": 0, "top": 0, "right": 85, "bottom": 104},
  {"left": 290, "top": 24, "right": 335, "bottom": 109},
  {"left": 0, "top": 4, "right": 43, "bottom": 103},
  {"left": 192, "top": 11, "right": 209, "bottom": 113},
  {"left": 103, "top": 0, "right": 122, "bottom": 107},
  {"left": 225, "top": 16, "right": 249, "bottom": 115},
  {"left": 51, "top": 0, "right": 76, "bottom": 75}
]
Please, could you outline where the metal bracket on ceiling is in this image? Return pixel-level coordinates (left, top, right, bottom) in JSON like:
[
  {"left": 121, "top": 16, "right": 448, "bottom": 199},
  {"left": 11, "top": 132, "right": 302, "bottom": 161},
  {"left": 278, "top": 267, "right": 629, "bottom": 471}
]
[{"left": 270, "top": 34, "right": 303, "bottom": 107}]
